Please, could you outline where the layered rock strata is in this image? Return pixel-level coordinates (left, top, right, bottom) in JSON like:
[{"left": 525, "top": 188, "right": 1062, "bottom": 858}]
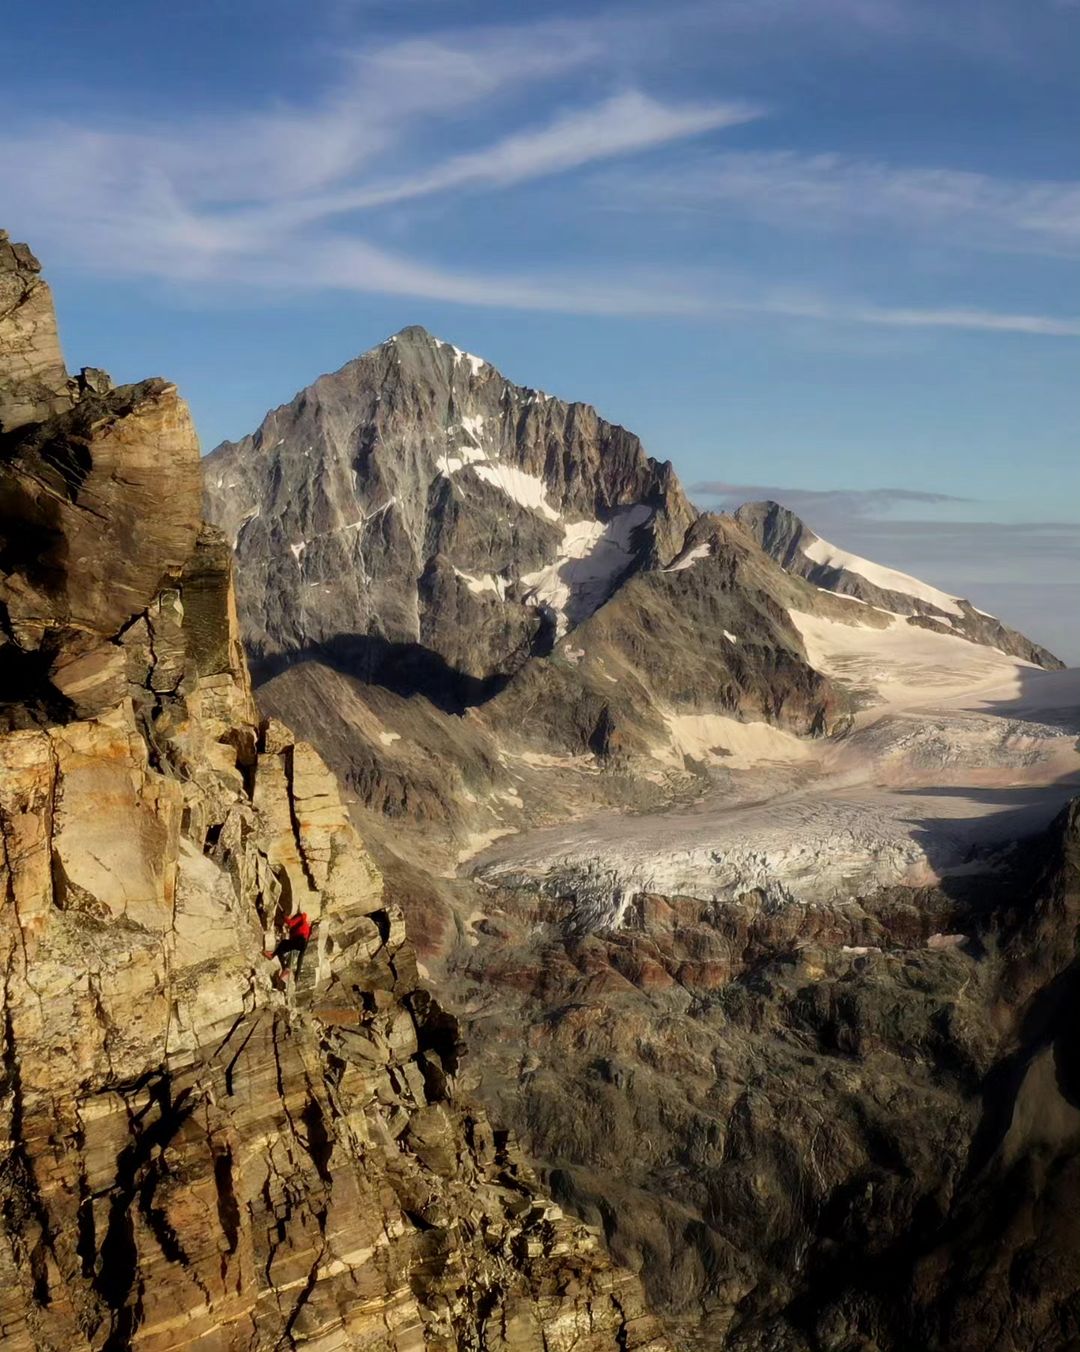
[{"left": 0, "top": 236, "right": 666, "bottom": 1352}]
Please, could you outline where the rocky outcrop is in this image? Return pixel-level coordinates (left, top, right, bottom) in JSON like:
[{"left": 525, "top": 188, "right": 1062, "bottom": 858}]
[
  {"left": 0, "top": 237, "right": 667, "bottom": 1352},
  {"left": 735, "top": 499, "right": 1063, "bottom": 669},
  {"left": 479, "top": 513, "right": 852, "bottom": 760},
  {"left": 0, "top": 231, "right": 74, "bottom": 432}
]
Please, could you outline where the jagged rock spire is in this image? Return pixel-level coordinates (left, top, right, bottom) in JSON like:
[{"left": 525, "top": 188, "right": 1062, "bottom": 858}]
[{"left": 0, "top": 229, "right": 74, "bottom": 432}]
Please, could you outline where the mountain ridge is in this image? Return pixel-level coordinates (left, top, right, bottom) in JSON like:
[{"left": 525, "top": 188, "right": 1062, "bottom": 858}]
[
  {"left": 205, "top": 327, "right": 1060, "bottom": 690},
  {"left": 735, "top": 497, "right": 1063, "bottom": 669}
]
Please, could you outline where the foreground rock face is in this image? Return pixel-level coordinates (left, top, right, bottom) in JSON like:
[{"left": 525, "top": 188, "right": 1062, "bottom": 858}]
[{"left": 0, "top": 238, "right": 667, "bottom": 1352}]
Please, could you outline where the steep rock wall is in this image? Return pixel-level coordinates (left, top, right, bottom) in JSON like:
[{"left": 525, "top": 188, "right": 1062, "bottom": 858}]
[{"left": 0, "top": 236, "right": 667, "bottom": 1352}]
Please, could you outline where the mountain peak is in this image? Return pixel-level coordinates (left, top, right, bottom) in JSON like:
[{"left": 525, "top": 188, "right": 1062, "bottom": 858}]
[
  {"left": 381, "top": 325, "right": 490, "bottom": 373},
  {"left": 385, "top": 323, "right": 439, "bottom": 346}
]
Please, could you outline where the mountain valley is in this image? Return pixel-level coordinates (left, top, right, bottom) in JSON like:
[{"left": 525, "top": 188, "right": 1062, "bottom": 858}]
[
  {"left": 0, "top": 219, "right": 1075, "bottom": 1352},
  {"left": 201, "top": 324, "right": 1080, "bottom": 1348}
]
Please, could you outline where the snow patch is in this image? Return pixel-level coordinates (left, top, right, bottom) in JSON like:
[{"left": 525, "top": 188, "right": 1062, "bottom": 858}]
[
  {"left": 459, "top": 413, "right": 486, "bottom": 443},
  {"left": 378, "top": 731, "right": 401, "bottom": 746},
  {"left": 660, "top": 712, "right": 812, "bottom": 770},
  {"left": 803, "top": 532, "right": 963, "bottom": 617},
  {"left": 521, "top": 505, "right": 652, "bottom": 635},
  {"left": 462, "top": 351, "right": 486, "bottom": 376},
  {"left": 436, "top": 444, "right": 487, "bottom": 477},
  {"left": 455, "top": 829, "right": 515, "bottom": 869},
  {"left": 290, "top": 542, "right": 306, "bottom": 563},
  {"left": 469, "top": 461, "right": 560, "bottom": 522},
  {"left": 789, "top": 608, "right": 1035, "bottom": 710},
  {"left": 816, "top": 586, "right": 870, "bottom": 605},
  {"left": 233, "top": 506, "right": 259, "bottom": 547},
  {"left": 435, "top": 338, "right": 488, "bottom": 376},
  {"left": 724, "top": 630, "right": 738, "bottom": 644},
  {"left": 454, "top": 568, "right": 508, "bottom": 600},
  {"left": 663, "top": 541, "right": 711, "bottom": 572}
]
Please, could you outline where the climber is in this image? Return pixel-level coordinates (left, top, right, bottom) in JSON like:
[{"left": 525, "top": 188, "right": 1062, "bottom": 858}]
[{"left": 263, "top": 910, "right": 312, "bottom": 983}]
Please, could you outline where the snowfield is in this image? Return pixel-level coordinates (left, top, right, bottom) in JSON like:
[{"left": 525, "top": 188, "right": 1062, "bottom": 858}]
[
  {"left": 790, "top": 609, "right": 1040, "bottom": 710},
  {"left": 802, "top": 529, "right": 965, "bottom": 615},
  {"left": 520, "top": 505, "right": 653, "bottom": 634},
  {"left": 469, "top": 622, "right": 1080, "bottom": 929}
]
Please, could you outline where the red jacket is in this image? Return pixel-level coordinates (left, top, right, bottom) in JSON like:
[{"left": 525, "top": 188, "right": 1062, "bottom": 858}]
[{"left": 284, "top": 912, "right": 312, "bottom": 942}]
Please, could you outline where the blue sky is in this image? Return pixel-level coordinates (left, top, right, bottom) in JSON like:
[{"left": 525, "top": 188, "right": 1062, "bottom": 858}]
[{"left": 2, "top": 0, "right": 1077, "bottom": 657}]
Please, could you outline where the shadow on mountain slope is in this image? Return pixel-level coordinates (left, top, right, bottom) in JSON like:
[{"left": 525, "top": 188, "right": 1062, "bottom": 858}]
[
  {"left": 964, "top": 664, "right": 1079, "bottom": 731},
  {"left": 251, "top": 633, "right": 513, "bottom": 714}
]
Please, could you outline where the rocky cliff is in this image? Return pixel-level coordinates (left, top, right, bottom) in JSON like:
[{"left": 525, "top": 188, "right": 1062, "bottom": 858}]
[{"left": 0, "top": 235, "right": 668, "bottom": 1352}]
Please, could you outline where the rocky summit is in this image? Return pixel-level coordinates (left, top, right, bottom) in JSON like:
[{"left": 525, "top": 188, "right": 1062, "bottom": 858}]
[
  {"left": 0, "top": 235, "right": 668, "bottom": 1352},
  {"left": 205, "top": 326, "right": 696, "bottom": 703}
]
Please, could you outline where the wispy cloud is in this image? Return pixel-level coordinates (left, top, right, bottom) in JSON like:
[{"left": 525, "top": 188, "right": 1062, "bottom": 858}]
[
  {"left": 693, "top": 483, "right": 970, "bottom": 514},
  {"left": 2, "top": 16, "right": 1077, "bottom": 335},
  {"left": 305, "top": 93, "right": 762, "bottom": 215},
  {"left": 595, "top": 150, "right": 1080, "bottom": 257},
  {"left": 714, "top": 296, "right": 1080, "bottom": 337},
  {"left": 0, "top": 22, "right": 757, "bottom": 313},
  {"left": 4, "top": 23, "right": 604, "bottom": 210}
]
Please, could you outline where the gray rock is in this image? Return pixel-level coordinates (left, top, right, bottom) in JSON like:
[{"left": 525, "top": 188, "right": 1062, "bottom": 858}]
[{"left": 203, "top": 325, "right": 696, "bottom": 705}]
